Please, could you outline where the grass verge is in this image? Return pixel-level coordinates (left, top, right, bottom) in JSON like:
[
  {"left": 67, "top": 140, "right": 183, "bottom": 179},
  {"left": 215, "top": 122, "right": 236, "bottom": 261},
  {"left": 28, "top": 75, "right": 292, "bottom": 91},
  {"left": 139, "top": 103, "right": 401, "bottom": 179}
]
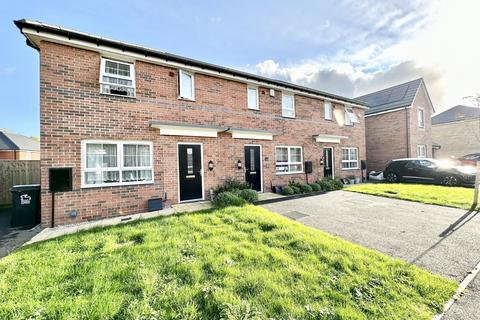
[
  {"left": 346, "top": 183, "right": 478, "bottom": 210},
  {"left": 0, "top": 205, "right": 456, "bottom": 319}
]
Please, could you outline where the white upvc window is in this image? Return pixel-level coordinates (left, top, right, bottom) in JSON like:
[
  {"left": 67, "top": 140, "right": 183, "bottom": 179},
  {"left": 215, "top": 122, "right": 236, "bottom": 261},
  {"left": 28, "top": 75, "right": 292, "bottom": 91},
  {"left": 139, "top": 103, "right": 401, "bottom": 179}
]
[
  {"left": 275, "top": 146, "right": 303, "bottom": 174},
  {"left": 324, "top": 101, "right": 333, "bottom": 120},
  {"left": 345, "top": 107, "right": 359, "bottom": 126},
  {"left": 82, "top": 140, "right": 154, "bottom": 188},
  {"left": 418, "top": 108, "right": 425, "bottom": 128},
  {"left": 341, "top": 147, "right": 359, "bottom": 169},
  {"left": 282, "top": 92, "right": 295, "bottom": 118},
  {"left": 247, "top": 86, "right": 259, "bottom": 110},
  {"left": 417, "top": 144, "right": 426, "bottom": 158},
  {"left": 179, "top": 70, "right": 195, "bottom": 100},
  {"left": 100, "top": 58, "right": 135, "bottom": 97}
]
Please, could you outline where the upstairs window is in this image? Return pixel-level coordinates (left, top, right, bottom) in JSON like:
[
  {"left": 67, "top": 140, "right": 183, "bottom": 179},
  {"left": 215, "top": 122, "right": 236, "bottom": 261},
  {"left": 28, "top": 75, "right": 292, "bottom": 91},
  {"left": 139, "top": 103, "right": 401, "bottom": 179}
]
[
  {"left": 324, "top": 101, "right": 333, "bottom": 120},
  {"left": 179, "top": 70, "right": 195, "bottom": 100},
  {"left": 345, "top": 107, "right": 359, "bottom": 126},
  {"left": 247, "top": 87, "right": 259, "bottom": 110},
  {"left": 282, "top": 93, "right": 295, "bottom": 118},
  {"left": 100, "top": 58, "right": 135, "bottom": 97},
  {"left": 418, "top": 108, "right": 425, "bottom": 128}
]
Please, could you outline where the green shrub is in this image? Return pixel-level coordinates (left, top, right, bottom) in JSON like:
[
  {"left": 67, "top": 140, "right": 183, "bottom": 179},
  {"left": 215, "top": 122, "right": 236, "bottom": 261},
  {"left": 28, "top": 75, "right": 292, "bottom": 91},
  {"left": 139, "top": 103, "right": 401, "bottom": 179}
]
[
  {"left": 309, "top": 183, "right": 321, "bottom": 191},
  {"left": 318, "top": 179, "right": 335, "bottom": 191},
  {"left": 291, "top": 186, "right": 301, "bottom": 194},
  {"left": 214, "top": 178, "right": 251, "bottom": 196},
  {"left": 235, "top": 189, "right": 258, "bottom": 203},
  {"left": 212, "top": 192, "right": 247, "bottom": 208},
  {"left": 332, "top": 178, "right": 344, "bottom": 190},
  {"left": 288, "top": 180, "right": 302, "bottom": 188},
  {"left": 300, "top": 184, "right": 313, "bottom": 193},
  {"left": 282, "top": 186, "right": 294, "bottom": 195}
]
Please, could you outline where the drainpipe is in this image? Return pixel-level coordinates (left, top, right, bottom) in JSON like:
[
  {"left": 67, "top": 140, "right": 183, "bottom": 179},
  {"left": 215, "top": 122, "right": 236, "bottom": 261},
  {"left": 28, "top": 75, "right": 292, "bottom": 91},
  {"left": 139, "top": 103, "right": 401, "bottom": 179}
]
[{"left": 405, "top": 107, "right": 410, "bottom": 157}]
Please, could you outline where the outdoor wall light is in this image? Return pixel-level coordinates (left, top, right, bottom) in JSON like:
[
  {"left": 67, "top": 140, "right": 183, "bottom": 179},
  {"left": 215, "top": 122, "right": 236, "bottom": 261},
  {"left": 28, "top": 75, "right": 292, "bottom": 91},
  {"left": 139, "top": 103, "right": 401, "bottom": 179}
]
[
  {"left": 208, "top": 160, "right": 214, "bottom": 171},
  {"left": 237, "top": 160, "right": 243, "bottom": 169}
]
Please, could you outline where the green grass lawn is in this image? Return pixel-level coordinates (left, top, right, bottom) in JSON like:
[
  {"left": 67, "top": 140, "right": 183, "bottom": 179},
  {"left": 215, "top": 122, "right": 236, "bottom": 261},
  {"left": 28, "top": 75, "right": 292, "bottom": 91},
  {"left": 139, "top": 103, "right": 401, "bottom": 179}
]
[
  {"left": 0, "top": 206, "right": 456, "bottom": 319},
  {"left": 346, "top": 183, "right": 478, "bottom": 210}
]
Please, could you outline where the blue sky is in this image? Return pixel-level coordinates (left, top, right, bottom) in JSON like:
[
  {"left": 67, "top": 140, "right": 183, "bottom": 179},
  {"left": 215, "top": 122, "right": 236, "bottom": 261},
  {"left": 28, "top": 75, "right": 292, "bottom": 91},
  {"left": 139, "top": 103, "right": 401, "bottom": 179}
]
[{"left": 1, "top": 0, "right": 479, "bottom": 137}]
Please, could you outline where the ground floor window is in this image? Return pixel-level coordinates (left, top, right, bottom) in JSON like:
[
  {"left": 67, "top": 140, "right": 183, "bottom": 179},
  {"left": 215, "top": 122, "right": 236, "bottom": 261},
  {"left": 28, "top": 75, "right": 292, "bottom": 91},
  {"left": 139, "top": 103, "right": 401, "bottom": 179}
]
[
  {"left": 82, "top": 140, "right": 153, "bottom": 187},
  {"left": 417, "top": 144, "right": 426, "bottom": 158},
  {"left": 341, "top": 147, "right": 359, "bottom": 169},
  {"left": 275, "top": 146, "right": 303, "bottom": 174}
]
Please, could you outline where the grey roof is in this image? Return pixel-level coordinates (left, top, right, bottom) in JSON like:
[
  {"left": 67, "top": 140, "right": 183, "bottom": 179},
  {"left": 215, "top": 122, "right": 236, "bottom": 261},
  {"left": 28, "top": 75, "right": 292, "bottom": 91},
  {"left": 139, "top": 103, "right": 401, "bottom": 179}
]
[
  {"left": 0, "top": 130, "right": 39, "bottom": 151},
  {"left": 355, "top": 78, "right": 423, "bottom": 115},
  {"left": 14, "top": 19, "right": 368, "bottom": 108},
  {"left": 432, "top": 105, "right": 480, "bottom": 125}
]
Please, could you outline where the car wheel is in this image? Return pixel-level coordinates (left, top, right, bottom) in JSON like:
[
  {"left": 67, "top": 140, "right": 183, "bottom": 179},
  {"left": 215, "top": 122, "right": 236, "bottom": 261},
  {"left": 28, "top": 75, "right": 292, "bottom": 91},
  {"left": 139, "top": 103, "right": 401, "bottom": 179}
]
[
  {"left": 386, "top": 172, "right": 398, "bottom": 183},
  {"left": 442, "top": 175, "right": 458, "bottom": 186}
]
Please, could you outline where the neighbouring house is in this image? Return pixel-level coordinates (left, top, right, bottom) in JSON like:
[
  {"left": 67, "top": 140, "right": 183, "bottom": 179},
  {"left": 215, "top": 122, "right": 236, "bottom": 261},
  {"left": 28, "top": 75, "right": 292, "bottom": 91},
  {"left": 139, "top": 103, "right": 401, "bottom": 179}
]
[
  {"left": 355, "top": 78, "right": 434, "bottom": 172},
  {"left": 15, "top": 19, "right": 368, "bottom": 227},
  {"left": 431, "top": 105, "right": 480, "bottom": 159},
  {"left": 0, "top": 129, "right": 40, "bottom": 160}
]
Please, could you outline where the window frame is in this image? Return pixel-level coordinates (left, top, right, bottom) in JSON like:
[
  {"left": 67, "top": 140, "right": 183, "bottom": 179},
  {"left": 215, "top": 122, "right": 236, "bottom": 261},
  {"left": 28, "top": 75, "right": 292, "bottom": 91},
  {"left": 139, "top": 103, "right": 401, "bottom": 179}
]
[
  {"left": 344, "top": 107, "right": 358, "bottom": 126},
  {"left": 275, "top": 146, "right": 303, "bottom": 175},
  {"left": 324, "top": 101, "right": 333, "bottom": 120},
  {"left": 418, "top": 107, "right": 425, "bottom": 128},
  {"left": 178, "top": 69, "right": 195, "bottom": 101},
  {"left": 247, "top": 86, "right": 259, "bottom": 110},
  {"left": 99, "top": 58, "right": 136, "bottom": 98},
  {"left": 81, "top": 140, "right": 154, "bottom": 188},
  {"left": 417, "top": 144, "right": 426, "bottom": 158},
  {"left": 341, "top": 147, "right": 359, "bottom": 170},
  {"left": 281, "top": 92, "right": 296, "bottom": 118}
]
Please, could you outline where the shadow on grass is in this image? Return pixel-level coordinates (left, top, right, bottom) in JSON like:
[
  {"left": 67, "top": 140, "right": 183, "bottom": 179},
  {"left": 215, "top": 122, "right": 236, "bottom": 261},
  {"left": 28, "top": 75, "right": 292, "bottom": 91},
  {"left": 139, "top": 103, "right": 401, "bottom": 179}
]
[{"left": 411, "top": 205, "right": 479, "bottom": 264}]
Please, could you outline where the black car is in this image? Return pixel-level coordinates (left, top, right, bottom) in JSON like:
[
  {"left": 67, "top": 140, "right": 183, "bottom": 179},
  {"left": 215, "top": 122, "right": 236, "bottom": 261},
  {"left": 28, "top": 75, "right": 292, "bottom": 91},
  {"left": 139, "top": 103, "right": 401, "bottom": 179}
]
[{"left": 384, "top": 158, "right": 476, "bottom": 186}]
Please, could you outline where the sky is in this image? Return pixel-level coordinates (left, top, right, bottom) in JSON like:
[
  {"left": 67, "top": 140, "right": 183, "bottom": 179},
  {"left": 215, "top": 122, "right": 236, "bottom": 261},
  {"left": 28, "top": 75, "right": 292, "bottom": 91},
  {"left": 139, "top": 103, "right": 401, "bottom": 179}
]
[{"left": 1, "top": 0, "right": 479, "bottom": 137}]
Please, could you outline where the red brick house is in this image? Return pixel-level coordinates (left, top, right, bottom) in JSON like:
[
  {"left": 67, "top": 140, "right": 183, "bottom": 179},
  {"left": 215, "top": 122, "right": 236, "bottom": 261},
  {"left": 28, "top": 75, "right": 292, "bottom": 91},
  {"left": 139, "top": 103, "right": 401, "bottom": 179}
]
[
  {"left": 15, "top": 19, "right": 368, "bottom": 227},
  {"left": 0, "top": 129, "right": 40, "bottom": 160},
  {"left": 355, "top": 78, "right": 434, "bottom": 172}
]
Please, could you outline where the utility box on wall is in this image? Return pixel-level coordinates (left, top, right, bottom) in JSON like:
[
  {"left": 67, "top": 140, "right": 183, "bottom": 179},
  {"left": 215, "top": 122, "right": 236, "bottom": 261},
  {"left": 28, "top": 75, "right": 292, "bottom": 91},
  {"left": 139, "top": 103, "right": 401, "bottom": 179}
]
[
  {"left": 304, "top": 161, "right": 313, "bottom": 174},
  {"left": 49, "top": 168, "right": 73, "bottom": 192}
]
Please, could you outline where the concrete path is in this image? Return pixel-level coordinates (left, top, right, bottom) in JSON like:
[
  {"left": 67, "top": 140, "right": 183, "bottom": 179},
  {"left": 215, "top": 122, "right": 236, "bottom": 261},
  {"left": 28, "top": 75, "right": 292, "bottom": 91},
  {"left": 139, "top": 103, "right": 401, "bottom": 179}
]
[{"left": 261, "top": 191, "right": 480, "bottom": 320}]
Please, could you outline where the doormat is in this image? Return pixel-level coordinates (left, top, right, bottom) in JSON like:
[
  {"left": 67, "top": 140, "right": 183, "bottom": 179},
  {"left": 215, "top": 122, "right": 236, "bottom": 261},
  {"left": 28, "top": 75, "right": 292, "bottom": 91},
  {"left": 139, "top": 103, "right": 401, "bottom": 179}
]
[{"left": 282, "top": 211, "right": 309, "bottom": 220}]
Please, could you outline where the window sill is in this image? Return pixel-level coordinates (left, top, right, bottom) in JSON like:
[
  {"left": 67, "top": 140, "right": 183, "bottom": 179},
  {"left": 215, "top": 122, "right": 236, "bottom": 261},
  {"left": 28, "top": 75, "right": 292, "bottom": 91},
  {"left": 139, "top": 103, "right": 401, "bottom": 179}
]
[
  {"left": 275, "top": 171, "right": 304, "bottom": 175},
  {"left": 178, "top": 96, "right": 196, "bottom": 102},
  {"left": 341, "top": 167, "right": 359, "bottom": 171},
  {"left": 248, "top": 107, "right": 260, "bottom": 111},
  {"left": 81, "top": 180, "right": 154, "bottom": 189},
  {"left": 281, "top": 115, "right": 296, "bottom": 119},
  {"left": 325, "top": 118, "right": 333, "bottom": 121},
  {"left": 100, "top": 92, "right": 136, "bottom": 99}
]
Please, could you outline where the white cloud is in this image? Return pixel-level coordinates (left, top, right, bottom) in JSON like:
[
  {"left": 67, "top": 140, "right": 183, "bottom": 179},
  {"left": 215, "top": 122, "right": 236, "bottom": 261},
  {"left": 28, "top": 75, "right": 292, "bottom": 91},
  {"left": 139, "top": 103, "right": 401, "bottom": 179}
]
[{"left": 254, "top": 0, "right": 480, "bottom": 112}]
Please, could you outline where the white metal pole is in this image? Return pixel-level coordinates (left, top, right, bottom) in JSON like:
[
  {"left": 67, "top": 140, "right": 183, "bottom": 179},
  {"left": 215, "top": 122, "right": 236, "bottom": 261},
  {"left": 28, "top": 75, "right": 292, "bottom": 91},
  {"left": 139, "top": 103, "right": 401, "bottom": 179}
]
[{"left": 474, "top": 161, "right": 480, "bottom": 207}]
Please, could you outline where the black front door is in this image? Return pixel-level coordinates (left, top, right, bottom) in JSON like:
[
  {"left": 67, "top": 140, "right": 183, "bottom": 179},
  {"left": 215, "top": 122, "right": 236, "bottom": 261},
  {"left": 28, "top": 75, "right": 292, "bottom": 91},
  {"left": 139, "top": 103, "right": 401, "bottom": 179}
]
[
  {"left": 323, "top": 148, "right": 333, "bottom": 178},
  {"left": 244, "top": 145, "right": 261, "bottom": 191},
  {"left": 178, "top": 144, "right": 203, "bottom": 201}
]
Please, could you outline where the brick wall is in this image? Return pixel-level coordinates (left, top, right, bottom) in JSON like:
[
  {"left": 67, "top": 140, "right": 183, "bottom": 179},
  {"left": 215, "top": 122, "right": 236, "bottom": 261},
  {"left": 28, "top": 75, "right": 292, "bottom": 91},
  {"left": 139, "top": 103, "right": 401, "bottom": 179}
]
[
  {"left": 408, "top": 84, "right": 432, "bottom": 158},
  {"left": 432, "top": 119, "right": 480, "bottom": 158},
  {"left": 39, "top": 41, "right": 366, "bottom": 226}
]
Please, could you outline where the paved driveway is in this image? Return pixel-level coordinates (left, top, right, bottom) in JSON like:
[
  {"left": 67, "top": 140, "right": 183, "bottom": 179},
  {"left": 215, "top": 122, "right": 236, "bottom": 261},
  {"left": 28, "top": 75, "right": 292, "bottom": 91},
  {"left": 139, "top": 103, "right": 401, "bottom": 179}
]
[{"left": 261, "top": 190, "right": 480, "bottom": 320}]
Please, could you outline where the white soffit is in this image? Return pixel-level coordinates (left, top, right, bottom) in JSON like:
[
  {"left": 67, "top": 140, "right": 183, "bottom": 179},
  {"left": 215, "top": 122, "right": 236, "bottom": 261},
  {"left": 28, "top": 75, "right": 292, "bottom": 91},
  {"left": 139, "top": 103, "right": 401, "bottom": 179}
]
[
  {"left": 314, "top": 134, "right": 348, "bottom": 144},
  {"left": 228, "top": 130, "right": 273, "bottom": 140},
  {"left": 150, "top": 123, "right": 223, "bottom": 138}
]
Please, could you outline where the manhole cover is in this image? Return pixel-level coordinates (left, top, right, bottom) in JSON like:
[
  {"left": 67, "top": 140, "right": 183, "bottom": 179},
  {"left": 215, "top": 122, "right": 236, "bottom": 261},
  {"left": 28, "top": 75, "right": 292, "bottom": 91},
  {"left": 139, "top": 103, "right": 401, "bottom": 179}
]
[{"left": 282, "top": 211, "right": 309, "bottom": 220}]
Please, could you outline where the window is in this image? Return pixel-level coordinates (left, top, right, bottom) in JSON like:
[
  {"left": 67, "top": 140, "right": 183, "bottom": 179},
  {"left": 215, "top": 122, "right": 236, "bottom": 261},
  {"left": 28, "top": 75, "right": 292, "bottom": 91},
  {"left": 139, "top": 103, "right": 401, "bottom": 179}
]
[
  {"left": 345, "top": 107, "right": 359, "bottom": 126},
  {"left": 417, "top": 144, "right": 426, "bottom": 158},
  {"left": 418, "top": 108, "right": 425, "bottom": 128},
  {"left": 275, "top": 146, "right": 303, "bottom": 174},
  {"left": 282, "top": 93, "right": 295, "bottom": 118},
  {"left": 324, "top": 101, "right": 333, "bottom": 120},
  {"left": 82, "top": 140, "right": 153, "bottom": 187},
  {"left": 247, "top": 87, "right": 259, "bottom": 110},
  {"left": 100, "top": 58, "right": 135, "bottom": 97},
  {"left": 342, "top": 148, "right": 359, "bottom": 169},
  {"left": 179, "top": 70, "right": 195, "bottom": 100}
]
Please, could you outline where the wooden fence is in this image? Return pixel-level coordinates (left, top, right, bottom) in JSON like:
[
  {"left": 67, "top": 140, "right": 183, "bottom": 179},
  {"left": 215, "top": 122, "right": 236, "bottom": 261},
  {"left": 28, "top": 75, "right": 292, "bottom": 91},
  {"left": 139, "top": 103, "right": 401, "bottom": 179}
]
[{"left": 0, "top": 160, "right": 40, "bottom": 206}]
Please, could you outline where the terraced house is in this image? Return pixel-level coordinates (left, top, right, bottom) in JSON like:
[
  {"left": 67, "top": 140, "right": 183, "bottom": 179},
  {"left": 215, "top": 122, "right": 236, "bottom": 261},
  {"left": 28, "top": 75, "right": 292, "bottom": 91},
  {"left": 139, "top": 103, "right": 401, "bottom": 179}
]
[{"left": 15, "top": 19, "right": 368, "bottom": 227}]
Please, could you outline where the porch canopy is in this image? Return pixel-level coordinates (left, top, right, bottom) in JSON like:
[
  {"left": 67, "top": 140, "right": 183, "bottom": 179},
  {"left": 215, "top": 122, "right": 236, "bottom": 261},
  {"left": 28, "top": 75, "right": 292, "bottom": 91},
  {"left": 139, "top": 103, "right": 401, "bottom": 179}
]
[{"left": 313, "top": 134, "right": 348, "bottom": 144}]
